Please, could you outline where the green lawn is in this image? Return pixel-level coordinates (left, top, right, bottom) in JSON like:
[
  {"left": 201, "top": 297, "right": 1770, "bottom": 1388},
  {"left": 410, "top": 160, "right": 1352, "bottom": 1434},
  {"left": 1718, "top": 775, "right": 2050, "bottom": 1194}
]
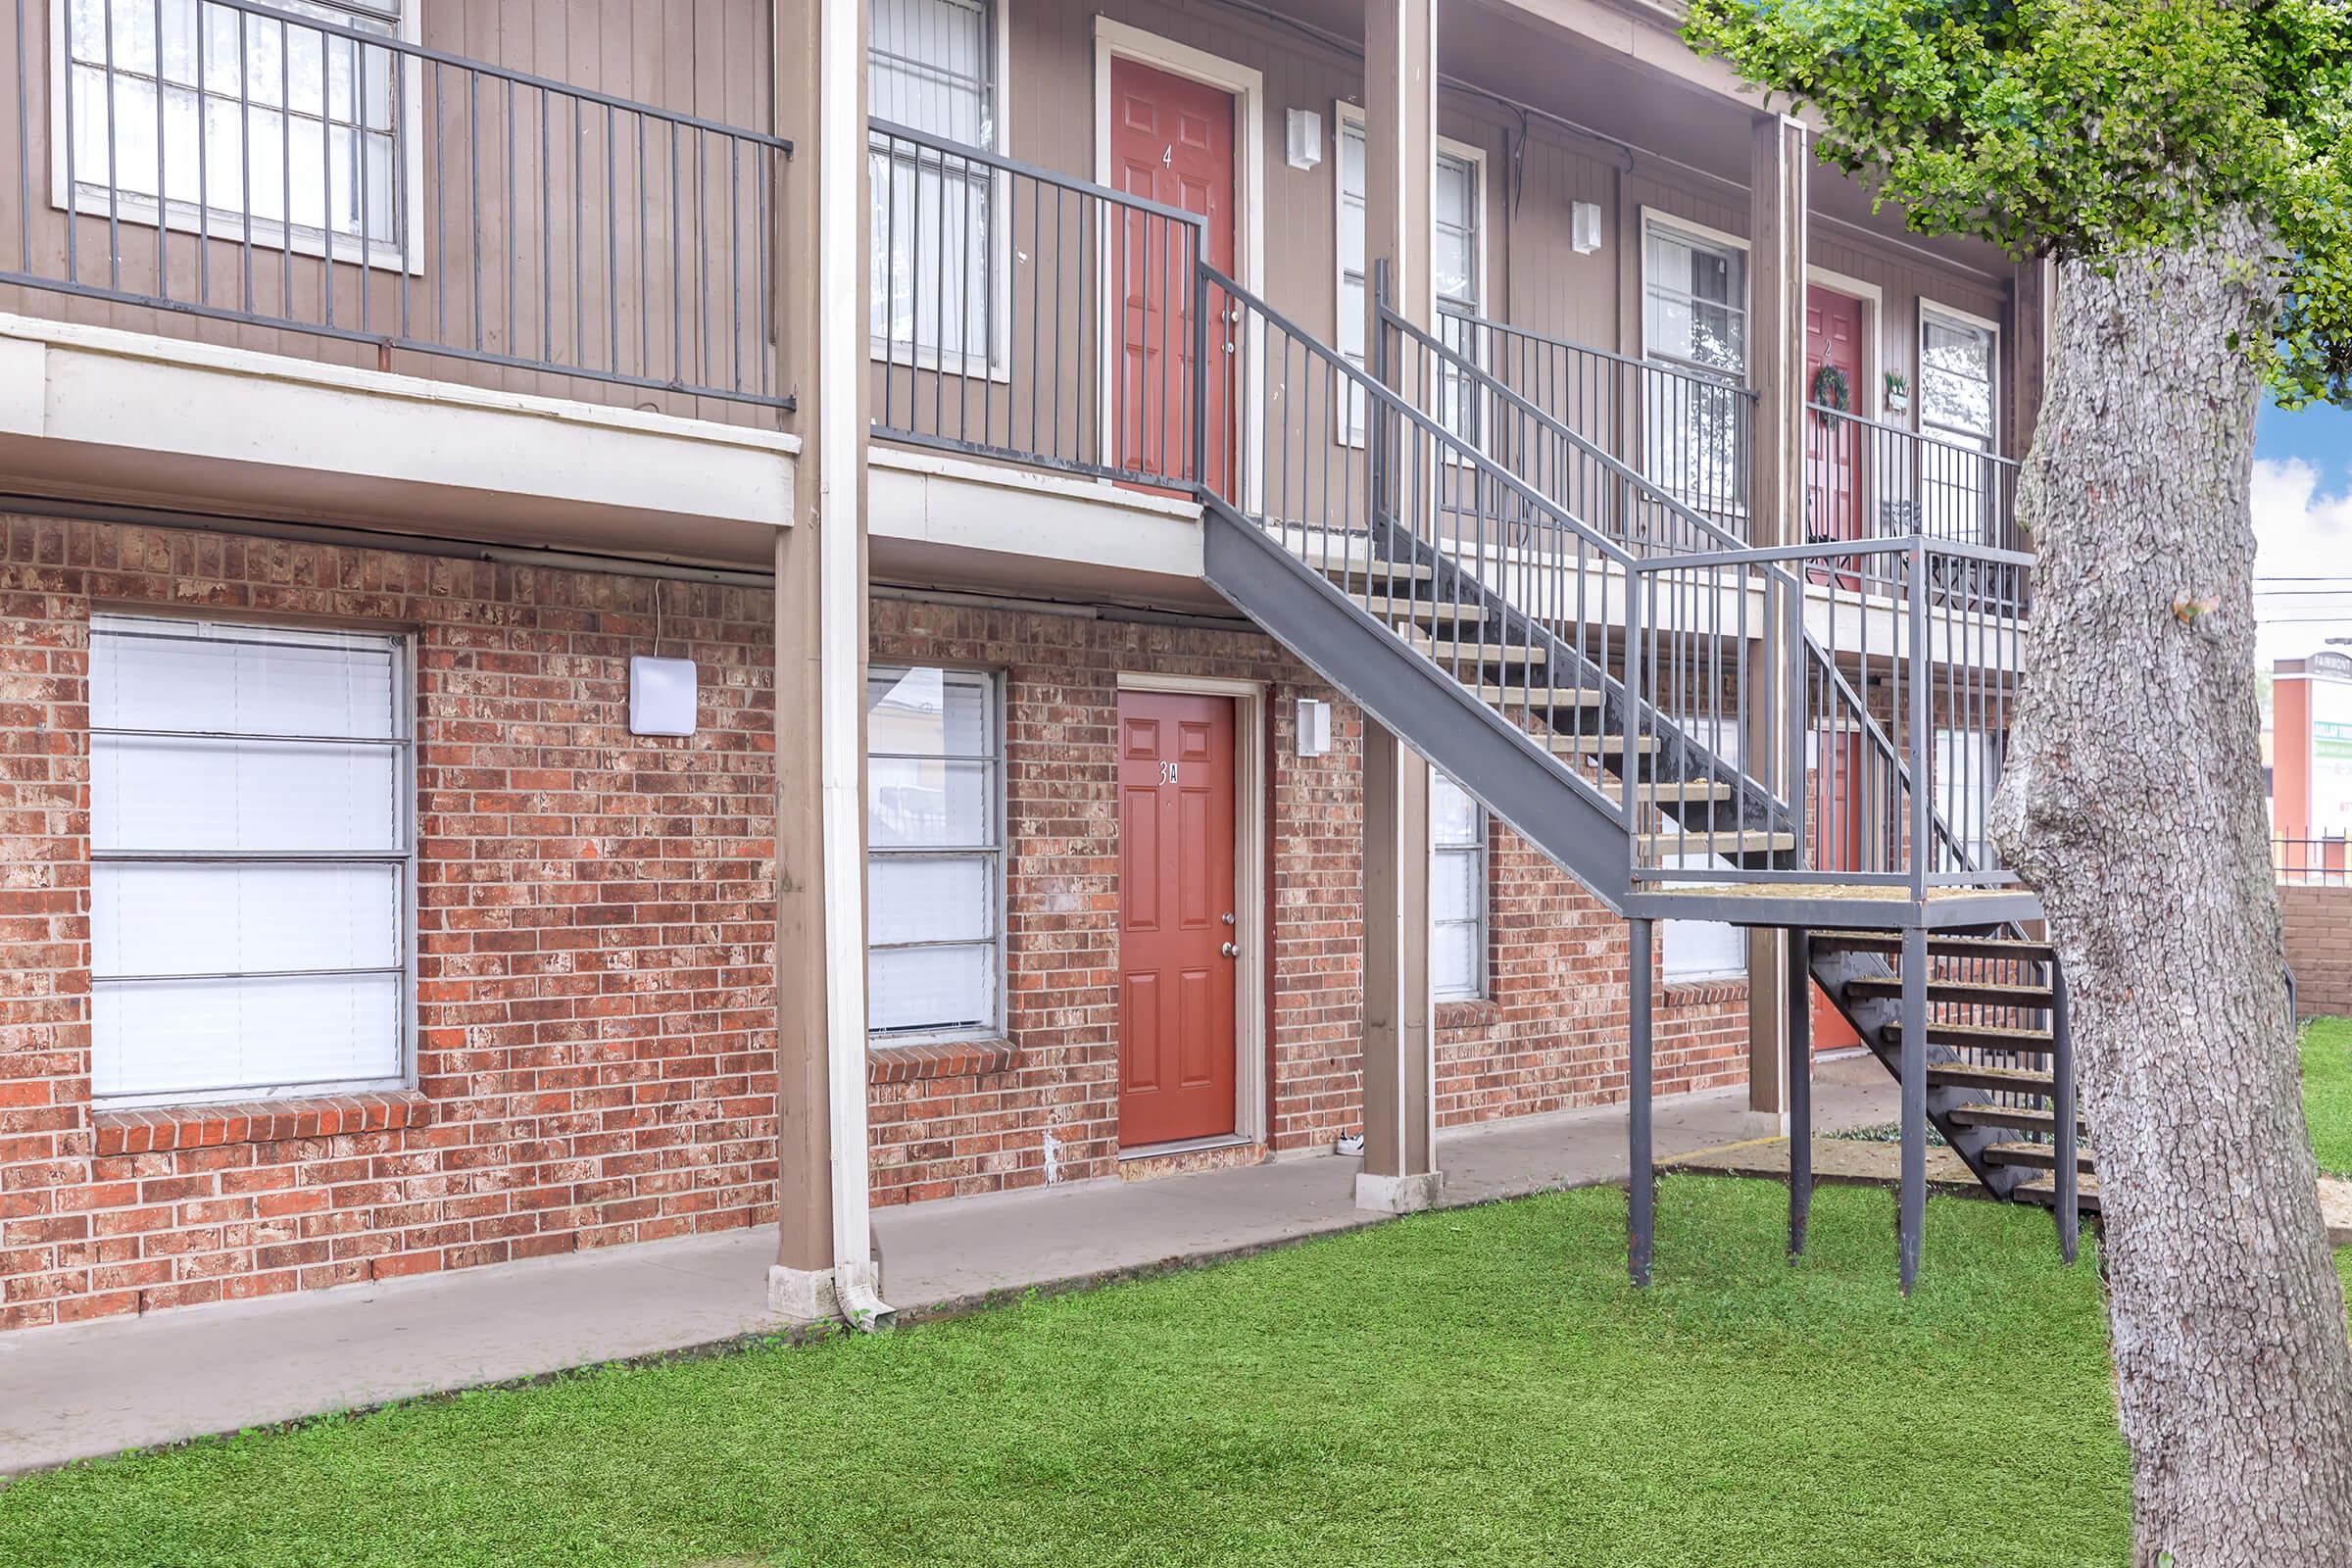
[
  {"left": 2306, "top": 1016, "right": 2352, "bottom": 1178},
  {"left": 0, "top": 1179, "right": 2137, "bottom": 1568}
]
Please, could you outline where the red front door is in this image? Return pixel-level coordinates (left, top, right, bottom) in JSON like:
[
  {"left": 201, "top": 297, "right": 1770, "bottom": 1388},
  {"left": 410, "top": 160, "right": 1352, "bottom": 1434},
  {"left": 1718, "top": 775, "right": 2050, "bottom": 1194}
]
[
  {"left": 1107, "top": 58, "right": 1236, "bottom": 489},
  {"left": 1804, "top": 286, "right": 1867, "bottom": 552},
  {"left": 1117, "top": 690, "right": 1240, "bottom": 1147},
  {"left": 1808, "top": 727, "right": 1866, "bottom": 1052}
]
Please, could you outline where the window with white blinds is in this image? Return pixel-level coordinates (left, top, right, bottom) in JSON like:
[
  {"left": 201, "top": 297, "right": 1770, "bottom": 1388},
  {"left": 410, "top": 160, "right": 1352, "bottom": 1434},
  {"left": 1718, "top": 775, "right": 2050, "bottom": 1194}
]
[
  {"left": 867, "top": 0, "right": 997, "bottom": 363},
  {"left": 1335, "top": 110, "right": 1484, "bottom": 444},
  {"left": 1431, "top": 772, "right": 1487, "bottom": 1001},
  {"left": 88, "top": 614, "right": 413, "bottom": 1104},
  {"left": 866, "top": 664, "right": 1003, "bottom": 1038},
  {"left": 56, "top": 1, "right": 408, "bottom": 252}
]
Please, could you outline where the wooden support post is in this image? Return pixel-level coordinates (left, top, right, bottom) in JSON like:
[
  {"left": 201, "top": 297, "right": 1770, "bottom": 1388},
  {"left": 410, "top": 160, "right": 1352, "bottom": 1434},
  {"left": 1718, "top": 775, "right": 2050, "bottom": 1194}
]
[
  {"left": 1353, "top": 0, "right": 1441, "bottom": 1217},
  {"left": 1787, "top": 925, "right": 1814, "bottom": 1259},
  {"left": 769, "top": 0, "right": 883, "bottom": 1326},
  {"left": 1630, "top": 916, "right": 1656, "bottom": 1287},
  {"left": 1359, "top": 719, "right": 1440, "bottom": 1212},
  {"left": 1743, "top": 113, "right": 1810, "bottom": 1114},
  {"left": 1898, "top": 924, "right": 1929, "bottom": 1294}
]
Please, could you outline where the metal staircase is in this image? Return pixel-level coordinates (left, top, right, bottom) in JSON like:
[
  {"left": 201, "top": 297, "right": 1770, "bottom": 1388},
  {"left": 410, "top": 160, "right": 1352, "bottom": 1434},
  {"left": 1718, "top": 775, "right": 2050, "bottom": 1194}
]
[{"left": 1186, "top": 264, "right": 2079, "bottom": 1291}]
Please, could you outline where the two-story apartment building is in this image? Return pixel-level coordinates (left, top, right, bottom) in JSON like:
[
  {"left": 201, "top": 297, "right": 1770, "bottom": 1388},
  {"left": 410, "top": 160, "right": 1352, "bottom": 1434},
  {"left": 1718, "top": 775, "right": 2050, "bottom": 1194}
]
[{"left": 0, "top": 0, "right": 2059, "bottom": 1331}]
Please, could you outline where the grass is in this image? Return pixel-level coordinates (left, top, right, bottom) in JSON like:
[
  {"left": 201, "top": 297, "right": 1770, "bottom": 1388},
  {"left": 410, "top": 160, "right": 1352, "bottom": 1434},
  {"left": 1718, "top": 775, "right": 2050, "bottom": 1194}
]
[
  {"left": 2306, "top": 1017, "right": 2352, "bottom": 1178},
  {"left": 0, "top": 1178, "right": 2138, "bottom": 1568}
]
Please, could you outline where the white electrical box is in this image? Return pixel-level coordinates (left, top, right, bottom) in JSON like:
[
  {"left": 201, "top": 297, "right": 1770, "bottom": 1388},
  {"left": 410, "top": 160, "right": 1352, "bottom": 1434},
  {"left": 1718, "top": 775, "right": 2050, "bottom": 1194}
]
[
  {"left": 1571, "top": 200, "right": 1602, "bottom": 255},
  {"left": 1297, "top": 698, "right": 1332, "bottom": 758},
  {"left": 1286, "top": 108, "right": 1323, "bottom": 171},
  {"left": 629, "top": 656, "right": 699, "bottom": 737}
]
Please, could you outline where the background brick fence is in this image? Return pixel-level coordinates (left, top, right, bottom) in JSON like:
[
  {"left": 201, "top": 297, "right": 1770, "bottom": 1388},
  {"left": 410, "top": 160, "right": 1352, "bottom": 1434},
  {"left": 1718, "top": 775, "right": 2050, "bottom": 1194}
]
[{"left": 2282, "top": 884, "right": 2352, "bottom": 1019}]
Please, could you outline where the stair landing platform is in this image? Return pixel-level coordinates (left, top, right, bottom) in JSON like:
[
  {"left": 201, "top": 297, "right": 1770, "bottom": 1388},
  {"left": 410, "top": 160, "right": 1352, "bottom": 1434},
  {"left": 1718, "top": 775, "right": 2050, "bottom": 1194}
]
[{"left": 1629, "top": 879, "right": 2042, "bottom": 932}]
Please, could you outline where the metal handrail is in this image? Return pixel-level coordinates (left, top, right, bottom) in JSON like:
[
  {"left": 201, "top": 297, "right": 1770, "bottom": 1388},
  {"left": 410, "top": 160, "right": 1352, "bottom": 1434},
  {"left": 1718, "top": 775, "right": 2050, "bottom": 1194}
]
[
  {"left": 1805, "top": 400, "right": 2022, "bottom": 473},
  {"left": 1212, "top": 266, "right": 1639, "bottom": 571},
  {"left": 866, "top": 117, "right": 1201, "bottom": 229},
  {"left": 1388, "top": 305, "right": 2006, "bottom": 882},
  {"left": 1460, "top": 310, "right": 1760, "bottom": 396}
]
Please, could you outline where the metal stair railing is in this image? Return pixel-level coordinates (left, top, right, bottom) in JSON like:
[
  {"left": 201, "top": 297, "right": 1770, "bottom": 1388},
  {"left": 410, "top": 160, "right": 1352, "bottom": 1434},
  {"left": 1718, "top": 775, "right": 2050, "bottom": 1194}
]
[{"left": 1380, "top": 300, "right": 2001, "bottom": 885}]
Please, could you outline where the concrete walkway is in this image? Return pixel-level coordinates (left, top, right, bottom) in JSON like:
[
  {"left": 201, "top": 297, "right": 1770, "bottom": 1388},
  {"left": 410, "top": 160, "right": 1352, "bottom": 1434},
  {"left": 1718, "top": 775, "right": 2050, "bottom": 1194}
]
[{"left": 0, "top": 1059, "right": 1894, "bottom": 1476}]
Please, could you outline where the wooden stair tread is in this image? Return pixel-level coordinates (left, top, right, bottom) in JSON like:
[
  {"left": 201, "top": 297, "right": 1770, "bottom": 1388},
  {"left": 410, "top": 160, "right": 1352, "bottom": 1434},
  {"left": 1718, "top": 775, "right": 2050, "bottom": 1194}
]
[
  {"left": 1544, "top": 730, "right": 1656, "bottom": 757},
  {"left": 1981, "top": 1140, "right": 2096, "bottom": 1174},
  {"left": 1599, "top": 778, "right": 1736, "bottom": 806},
  {"left": 1641, "top": 830, "right": 1796, "bottom": 856},
  {"left": 1812, "top": 931, "right": 2053, "bottom": 964},
  {"left": 1418, "top": 640, "right": 1549, "bottom": 668},
  {"left": 1352, "top": 593, "right": 1484, "bottom": 622},
  {"left": 1923, "top": 1062, "right": 2055, "bottom": 1096},
  {"left": 1847, "top": 976, "right": 2054, "bottom": 1008},
  {"left": 2009, "top": 1174, "right": 2101, "bottom": 1211},
  {"left": 1312, "top": 557, "right": 1437, "bottom": 582},
  {"left": 1948, "top": 1103, "right": 2087, "bottom": 1136},
  {"left": 1883, "top": 1020, "right": 2054, "bottom": 1052},
  {"left": 1475, "top": 683, "right": 1604, "bottom": 710}
]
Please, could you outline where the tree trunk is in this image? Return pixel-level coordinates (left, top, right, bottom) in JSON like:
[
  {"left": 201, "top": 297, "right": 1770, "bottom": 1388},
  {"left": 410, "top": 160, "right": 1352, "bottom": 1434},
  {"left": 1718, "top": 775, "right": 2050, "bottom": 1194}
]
[{"left": 1989, "top": 210, "right": 2352, "bottom": 1565}]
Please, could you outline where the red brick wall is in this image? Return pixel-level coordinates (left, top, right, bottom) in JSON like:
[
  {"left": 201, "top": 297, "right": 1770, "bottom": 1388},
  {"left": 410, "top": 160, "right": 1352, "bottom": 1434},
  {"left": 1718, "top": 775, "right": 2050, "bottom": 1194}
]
[
  {"left": 2283, "top": 883, "right": 2352, "bottom": 1019},
  {"left": 0, "top": 519, "right": 1750, "bottom": 1330},
  {"left": 0, "top": 515, "right": 780, "bottom": 1330},
  {"left": 865, "top": 598, "right": 1750, "bottom": 1203},
  {"left": 1434, "top": 821, "right": 1748, "bottom": 1126}
]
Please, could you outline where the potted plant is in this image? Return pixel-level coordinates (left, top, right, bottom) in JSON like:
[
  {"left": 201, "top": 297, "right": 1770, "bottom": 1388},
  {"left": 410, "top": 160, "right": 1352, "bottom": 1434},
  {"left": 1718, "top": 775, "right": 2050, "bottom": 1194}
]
[{"left": 1884, "top": 370, "right": 1910, "bottom": 414}]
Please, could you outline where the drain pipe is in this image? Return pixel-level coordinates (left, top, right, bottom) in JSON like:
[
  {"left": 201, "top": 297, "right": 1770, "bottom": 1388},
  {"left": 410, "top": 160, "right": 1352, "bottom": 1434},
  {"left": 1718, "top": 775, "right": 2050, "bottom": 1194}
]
[{"left": 833, "top": 1237, "right": 896, "bottom": 1333}]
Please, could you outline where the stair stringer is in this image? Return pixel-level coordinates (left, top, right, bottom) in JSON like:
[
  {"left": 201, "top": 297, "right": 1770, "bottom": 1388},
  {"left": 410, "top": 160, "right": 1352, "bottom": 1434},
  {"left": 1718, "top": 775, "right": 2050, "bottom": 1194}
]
[
  {"left": 1807, "top": 942, "right": 2035, "bottom": 1201},
  {"left": 1201, "top": 499, "right": 1640, "bottom": 911}
]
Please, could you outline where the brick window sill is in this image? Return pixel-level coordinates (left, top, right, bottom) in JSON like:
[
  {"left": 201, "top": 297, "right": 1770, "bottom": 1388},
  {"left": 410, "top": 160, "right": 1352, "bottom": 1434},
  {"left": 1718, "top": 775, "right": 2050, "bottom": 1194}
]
[
  {"left": 1661, "top": 978, "right": 1748, "bottom": 1007},
  {"left": 1436, "top": 998, "right": 1503, "bottom": 1032},
  {"left": 92, "top": 1090, "right": 430, "bottom": 1155},
  {"left": 867, "top": 1040, "right": 1021, "bottom": 1084}
]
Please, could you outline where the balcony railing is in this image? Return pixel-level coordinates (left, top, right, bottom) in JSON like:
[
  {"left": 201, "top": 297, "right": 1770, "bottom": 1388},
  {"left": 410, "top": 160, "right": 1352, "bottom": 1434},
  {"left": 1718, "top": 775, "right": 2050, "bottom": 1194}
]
[
  {"left": 1440, "top": 315, "right": 1755, "bottom": 544},
  {"left": 1805, "top": 402, "right": 2024, "bottom": 558},
  {"left": 865, "top": 119, "right": 1211, "bottom": 489},
  {"left": 1634, "top": 534, "right": 2030, "bottom": 892},
  {"left": 1, "top": 0, "right": 789, "bottom": 410},
  {"left": 2277, "top": 836, "right": 2351, "bottom": 886}
]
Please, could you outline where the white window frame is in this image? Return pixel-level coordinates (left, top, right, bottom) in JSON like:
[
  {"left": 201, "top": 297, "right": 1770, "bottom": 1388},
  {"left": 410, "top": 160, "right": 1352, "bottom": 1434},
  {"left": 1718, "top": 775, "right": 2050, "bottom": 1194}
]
[
  {"left": 1659, "top": 715, "right": 1748, "bottom": 984},
  {"left": 866, "top": 0, "right": 1013, "bottom": 379},
  {"left": 864, "top": 662, "right": 1007, "bottom": 1044},
  {"left": 48, "top": 0, "right": 426, "bottom": 274},
  {"left": 1917, "top": 300, "right": 2000, "bottom": 450},
  {"left": 1916, "top": 300, "right": 2002, "bottom": 546},
  {"left": 1431, "top": 772, "right": 1488, "bottom": 1003},
  {"left": 1639, "top": 209, "right": 1751, "bottom": 519},
  {"left": 1332, "top": 101, "right": 1489, "bottom": 449},
  {"left": 87, "top": 611, "right": 417, "bottom": 1109}
]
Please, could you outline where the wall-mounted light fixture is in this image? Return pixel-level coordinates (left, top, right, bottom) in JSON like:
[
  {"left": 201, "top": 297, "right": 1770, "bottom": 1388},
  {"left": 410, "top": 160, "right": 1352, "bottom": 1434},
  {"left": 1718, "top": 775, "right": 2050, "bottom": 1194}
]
[
  {"left": 1296, "top": 698, "right": 1332, "bottom": 757},
  {"left": 1571, "top": 200, "right": 1603, "bottom": 255},
  {"left": 629, "top": 655, "right": 699, "bottom": 737},
  {"left": 1286, "top": 108, "right": 1323, "bottom": 172}
]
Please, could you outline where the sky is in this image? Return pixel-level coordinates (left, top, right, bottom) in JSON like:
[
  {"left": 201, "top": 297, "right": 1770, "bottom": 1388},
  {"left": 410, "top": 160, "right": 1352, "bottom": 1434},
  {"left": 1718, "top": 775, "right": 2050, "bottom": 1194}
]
[{"left": 2253, "top": 401, "right": 2352, "bottom": 668}]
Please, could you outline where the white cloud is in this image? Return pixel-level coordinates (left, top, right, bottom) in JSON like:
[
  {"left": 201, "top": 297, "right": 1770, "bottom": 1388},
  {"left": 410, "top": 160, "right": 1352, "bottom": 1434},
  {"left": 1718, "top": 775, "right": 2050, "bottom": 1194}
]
[{"left": 2252, "top": 457, "right": 2352, "bottom": 668}]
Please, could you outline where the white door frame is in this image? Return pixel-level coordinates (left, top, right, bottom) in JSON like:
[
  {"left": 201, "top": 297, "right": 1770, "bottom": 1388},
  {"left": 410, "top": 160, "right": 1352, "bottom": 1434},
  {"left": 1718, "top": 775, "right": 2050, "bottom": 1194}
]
[
  {"left": 1114, "top": 670, "right": 1269, "bottom": 1152},
  {"left": 1092, "top": 19, "right": 1266, "bottom": 506},
  {"left": 1804, "top": 265, "right": 1884, "bottom": 420}
]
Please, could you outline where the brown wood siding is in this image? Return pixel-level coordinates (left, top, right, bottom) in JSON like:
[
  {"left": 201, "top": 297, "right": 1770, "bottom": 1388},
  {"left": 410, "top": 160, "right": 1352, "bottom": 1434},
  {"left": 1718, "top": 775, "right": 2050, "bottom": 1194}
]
[{"left": 0, "top": 0, "right": 776, "bottom": 429}]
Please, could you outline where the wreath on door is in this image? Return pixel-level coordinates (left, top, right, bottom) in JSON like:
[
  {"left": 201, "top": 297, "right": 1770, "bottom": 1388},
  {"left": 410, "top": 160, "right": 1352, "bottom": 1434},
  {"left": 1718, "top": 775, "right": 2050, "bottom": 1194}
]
[{"left": 1810, "top": 364, "right": 1853, "bottom": 414}]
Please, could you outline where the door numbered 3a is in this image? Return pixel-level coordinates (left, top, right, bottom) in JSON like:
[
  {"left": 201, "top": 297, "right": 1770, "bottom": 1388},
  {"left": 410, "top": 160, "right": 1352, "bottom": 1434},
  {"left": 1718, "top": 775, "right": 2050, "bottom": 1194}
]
[{"left": 1155, "top": 760, "right": 1181, "bottom": 786}]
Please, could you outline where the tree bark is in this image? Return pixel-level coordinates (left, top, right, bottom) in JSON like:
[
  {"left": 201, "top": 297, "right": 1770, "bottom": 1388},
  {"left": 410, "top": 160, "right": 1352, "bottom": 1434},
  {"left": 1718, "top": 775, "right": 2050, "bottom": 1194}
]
[{"left": 1989, "top": 209, "right": 2352, "bottom": 1566}]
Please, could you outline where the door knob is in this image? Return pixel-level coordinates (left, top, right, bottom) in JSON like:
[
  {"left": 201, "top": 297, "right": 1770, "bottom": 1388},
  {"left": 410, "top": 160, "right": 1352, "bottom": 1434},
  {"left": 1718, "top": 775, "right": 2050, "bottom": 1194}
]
[{"left": 1221, "top": 942, "right": 1241, "bottom": 959}]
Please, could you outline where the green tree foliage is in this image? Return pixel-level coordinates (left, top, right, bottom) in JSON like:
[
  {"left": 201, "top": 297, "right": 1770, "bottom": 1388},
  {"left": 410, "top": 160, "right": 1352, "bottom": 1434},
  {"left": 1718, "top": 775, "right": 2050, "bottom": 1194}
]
[{"left": 1681, "top": 0, "right": 2352, "bottom": 405}]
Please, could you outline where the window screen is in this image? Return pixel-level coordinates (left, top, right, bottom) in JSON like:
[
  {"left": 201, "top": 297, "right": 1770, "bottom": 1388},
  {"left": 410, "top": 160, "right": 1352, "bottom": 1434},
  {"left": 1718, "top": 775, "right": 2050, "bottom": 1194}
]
[
  {"left": 60, "top": 1, "right": 404, "bottom": 248},
  {"left": 866, "top": 664, "right": 1003, "bottom": 1037},
  {"left": 1432, "top": 772, "right": 1487, "bottom": 1001},
  {"left": 88, "top": 613, "right": 412, "bottom": 1102}
]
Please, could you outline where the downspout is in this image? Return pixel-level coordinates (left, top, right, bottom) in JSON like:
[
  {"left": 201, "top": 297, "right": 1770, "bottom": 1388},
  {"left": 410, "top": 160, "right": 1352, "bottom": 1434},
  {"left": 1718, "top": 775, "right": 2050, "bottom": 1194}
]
[{"left": 816, "top": 0, "right": 891, "bottom": 1332}]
